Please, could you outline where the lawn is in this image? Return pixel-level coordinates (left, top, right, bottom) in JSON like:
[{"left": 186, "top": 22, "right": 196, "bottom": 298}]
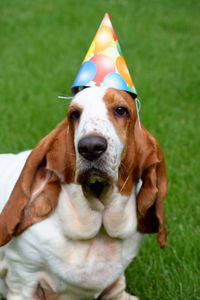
[{"left": 0, "top": 0, "right": 200, "bottom": 299}]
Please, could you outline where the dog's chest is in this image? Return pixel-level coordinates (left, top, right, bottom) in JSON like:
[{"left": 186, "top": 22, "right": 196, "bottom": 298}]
[
  {"left": 41, "top": 229, "right": 140, "bottom": 297},
  {"left": 66, "top": 232, "right": 120, "bottom": 265},
  {"left": 46, "top": 233, "right": 120, "bottom": 283}
]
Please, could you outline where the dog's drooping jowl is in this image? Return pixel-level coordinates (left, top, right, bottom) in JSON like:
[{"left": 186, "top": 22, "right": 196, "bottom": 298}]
[{"left": 0, "top": 87, "right": 167, "bottom": 300}]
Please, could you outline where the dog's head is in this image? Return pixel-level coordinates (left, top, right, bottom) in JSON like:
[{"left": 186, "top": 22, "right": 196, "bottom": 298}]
[
  {"left": 70, "top": 87, "right": 128, "bottom": 198},
  {"left": 0, "top": 87, "right": 167, "bottom": 247}
]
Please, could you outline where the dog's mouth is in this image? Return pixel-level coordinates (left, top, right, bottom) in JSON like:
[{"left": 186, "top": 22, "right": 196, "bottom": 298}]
[{"left": 78, "top": 168, "right": 111, "bottom": 199}]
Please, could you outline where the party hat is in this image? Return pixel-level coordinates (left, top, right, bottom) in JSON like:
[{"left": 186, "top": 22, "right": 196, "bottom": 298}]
[{"left": 71, "top": 13, "right": 137, "bottom": 97}]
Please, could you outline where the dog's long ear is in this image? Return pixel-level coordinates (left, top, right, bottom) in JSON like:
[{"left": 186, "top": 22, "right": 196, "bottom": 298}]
[
  {"left": 0, "top": 119, "right": 75, "bottom": 246},
  {"left": 135, "top": 124, "right": 167, "bottom": 248}
]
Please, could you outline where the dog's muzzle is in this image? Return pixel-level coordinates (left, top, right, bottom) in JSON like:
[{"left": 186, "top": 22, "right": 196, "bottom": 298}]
[{"left": 77, "top": 134, "right": 111, "bottom": 198}]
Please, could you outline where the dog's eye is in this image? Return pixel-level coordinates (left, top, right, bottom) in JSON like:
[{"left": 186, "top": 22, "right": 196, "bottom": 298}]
[
  {"left": 70, "top": 110, "right": 81, "bottom": 121},
  {"left": 114, "top": 106, "right": 129, "bottom": 117}
]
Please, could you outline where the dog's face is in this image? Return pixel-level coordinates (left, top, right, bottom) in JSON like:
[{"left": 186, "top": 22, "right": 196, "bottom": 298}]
[
  {"left": 0, "top": 87, "right": 167, "bottom": 248},
  {"left": 67, "top": 87, "right": 138, "bottom": 199}
]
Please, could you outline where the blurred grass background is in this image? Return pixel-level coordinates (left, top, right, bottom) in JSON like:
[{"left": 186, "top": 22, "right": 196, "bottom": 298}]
[{"left": 0, "top": 0, "right": 200, "bottom": 299}]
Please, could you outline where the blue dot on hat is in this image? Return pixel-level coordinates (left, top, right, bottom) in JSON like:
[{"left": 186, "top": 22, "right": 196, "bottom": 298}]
[
  {"left": 103, "top": 72, "right": 127, "bottom": 90},
  {"left": 72, "top": 61, "right": 96, "bottom": 88}
]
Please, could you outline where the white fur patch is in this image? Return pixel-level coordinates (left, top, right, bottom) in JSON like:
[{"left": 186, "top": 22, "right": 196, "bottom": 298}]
[
  {"left": 0, "top": 151, "right": 31, "bottom": 212},
  {"left": 71, "top": 87, "right": 123, "bottom": 182}
]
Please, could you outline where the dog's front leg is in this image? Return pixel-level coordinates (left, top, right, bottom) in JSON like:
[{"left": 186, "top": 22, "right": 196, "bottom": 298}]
[{"left": 98, "top": 275, "right": 139, "bottom": 300}]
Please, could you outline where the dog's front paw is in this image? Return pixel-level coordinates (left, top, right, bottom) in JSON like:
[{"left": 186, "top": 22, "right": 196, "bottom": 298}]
[
  {"left": 128, "top": 295, "right": 139, "bottom": 300},
  {"left": 120, "top": 292, "right": 139, "bottom": 300},
  {"left": 106, "top": 291, "right": 139, "bottom": 300}
]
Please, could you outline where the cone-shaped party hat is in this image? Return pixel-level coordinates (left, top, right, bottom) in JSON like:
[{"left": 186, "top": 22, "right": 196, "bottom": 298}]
[{"left": 71, "top": 13, "right": 137, "bottom": 97}]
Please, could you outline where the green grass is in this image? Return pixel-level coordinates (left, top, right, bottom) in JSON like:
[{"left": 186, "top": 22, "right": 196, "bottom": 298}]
[{"left": 0, "top": 0, "right": 200, "bottom": 299}]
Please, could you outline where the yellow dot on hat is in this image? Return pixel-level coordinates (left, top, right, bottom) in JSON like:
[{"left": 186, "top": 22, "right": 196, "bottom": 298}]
[
  {"left": 94, "top": 26, "right": 113, "bottom": 53},
  {"left": 84, "top": 41, "right": 96, "bottom": 61}
]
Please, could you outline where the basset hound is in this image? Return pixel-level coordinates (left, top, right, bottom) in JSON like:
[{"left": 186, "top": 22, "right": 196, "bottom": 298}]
[{"left": 0, "top": 87, "right": 167, "bottom": 300}]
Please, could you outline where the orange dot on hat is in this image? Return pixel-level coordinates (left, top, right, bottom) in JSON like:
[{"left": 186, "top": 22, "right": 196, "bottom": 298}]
[
  {"left": 94, "top": 26, "right": 113, "bottom": 53},
  {"left": 116, "top": 56, "right": 133, "bottom": 88}
]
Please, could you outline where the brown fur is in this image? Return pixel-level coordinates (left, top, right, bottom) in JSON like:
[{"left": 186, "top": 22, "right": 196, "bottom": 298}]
[
  {"left": 0, "top": 119, "right": 76, "bottom": 246},
  {"left": 104, "top": 89, "right": 167, "bottom": 247}
]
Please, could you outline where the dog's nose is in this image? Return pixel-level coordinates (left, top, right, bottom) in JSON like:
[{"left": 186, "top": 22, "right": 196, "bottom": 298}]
[{"left": 78, "top": 135, "right": 107, "bottom": 161}]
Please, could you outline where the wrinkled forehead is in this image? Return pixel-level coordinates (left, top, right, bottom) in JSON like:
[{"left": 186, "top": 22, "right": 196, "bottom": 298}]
[
  {"left": 71, "top": 87, "right": 108, "bottom": 118},
  {"left": 70, "top": 87, "right": 122, "bottom": 144}
]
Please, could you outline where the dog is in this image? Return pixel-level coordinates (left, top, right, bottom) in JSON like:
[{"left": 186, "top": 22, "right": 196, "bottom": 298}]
[{"left": 0, "top": 87, "right": 167, "bottom": 299}]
